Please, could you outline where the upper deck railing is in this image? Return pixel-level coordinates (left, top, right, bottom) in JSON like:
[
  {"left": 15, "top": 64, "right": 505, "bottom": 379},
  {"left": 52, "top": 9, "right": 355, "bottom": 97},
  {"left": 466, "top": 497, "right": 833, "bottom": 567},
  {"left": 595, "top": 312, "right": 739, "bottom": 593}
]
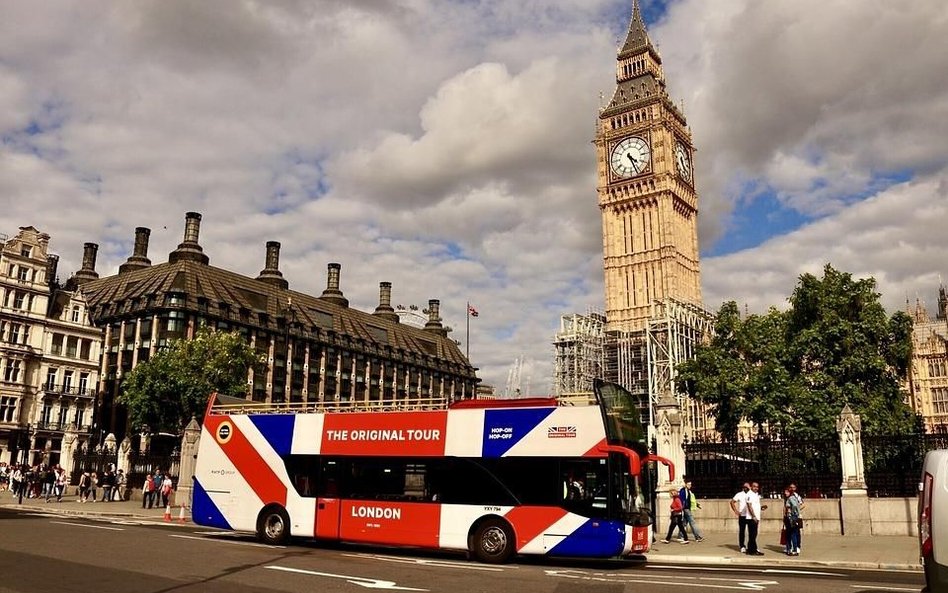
[
  {"left": 207, "top": 394, "right": 569, "bottom": 416},
  {"left": 208, "top": 394, "right": 451, "bottom": 416}
]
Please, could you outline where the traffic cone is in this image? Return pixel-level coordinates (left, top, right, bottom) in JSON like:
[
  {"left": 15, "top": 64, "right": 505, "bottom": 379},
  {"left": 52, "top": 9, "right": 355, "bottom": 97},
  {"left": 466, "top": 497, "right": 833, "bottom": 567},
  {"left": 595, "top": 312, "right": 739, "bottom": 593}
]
[
  {"left": 163, "top": 504, "right": 172, "bottom": 522},
  {"left": 178, "top": 504, "right": 188, "bottom": 523}
]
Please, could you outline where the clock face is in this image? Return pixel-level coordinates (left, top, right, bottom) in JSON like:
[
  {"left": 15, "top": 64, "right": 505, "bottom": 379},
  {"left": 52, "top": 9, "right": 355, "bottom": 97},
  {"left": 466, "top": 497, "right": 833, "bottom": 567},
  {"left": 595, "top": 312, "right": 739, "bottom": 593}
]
[
  {"left": 610, "top": 136, "right": 651, "bottom": 178},
  {"left": 675, "top": 141, "right": 692, "bottom": 181}
]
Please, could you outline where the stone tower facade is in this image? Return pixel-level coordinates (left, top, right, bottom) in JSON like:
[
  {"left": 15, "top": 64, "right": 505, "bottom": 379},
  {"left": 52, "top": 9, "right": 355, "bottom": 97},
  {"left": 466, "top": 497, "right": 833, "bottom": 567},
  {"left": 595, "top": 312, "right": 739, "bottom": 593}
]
[{"left": 595, "top": 0, "right": 702, "bottom": 332}]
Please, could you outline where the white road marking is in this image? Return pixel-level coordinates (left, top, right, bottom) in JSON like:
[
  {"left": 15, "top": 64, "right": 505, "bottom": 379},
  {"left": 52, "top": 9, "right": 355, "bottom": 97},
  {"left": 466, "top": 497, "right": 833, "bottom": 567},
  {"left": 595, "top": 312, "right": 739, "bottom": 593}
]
[
  {"left": 546, "top": 568, "right": 779, "bottom": 591},
  {"left": 266, "top": 565, "right": 428, "bottom": 591},
  {"left": 852, "top": 586, "right": 919, "bottom": 592},
  {"left": 341, "top": 552, "right": 506, "bottom": 572},
  {"left": 649, "top": 564, "right": 844, "bottom": 577},
  {"left": 50, "top": 521, "right": 124, "bottom": 531},
  {"left": 169, "top": 534, "right": 285, "bottom": 548}
]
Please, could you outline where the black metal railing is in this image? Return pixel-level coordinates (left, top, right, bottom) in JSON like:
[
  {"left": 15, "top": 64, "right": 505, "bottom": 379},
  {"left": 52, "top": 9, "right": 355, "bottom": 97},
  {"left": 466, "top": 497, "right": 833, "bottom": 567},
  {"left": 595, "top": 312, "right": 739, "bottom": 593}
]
[
  {"left": 684, "top": 437, "right": 842, "bottom": 499},
  {"left": 42, "top": 383, "right": 96, "bottom": 397},
  {"left": 863, "top": 433, "right": 948, "bottom": 497},
  {"left": 70, "top": 451, "right": 118, "bottom": 485},
  {"left": 125, "top": 451, "right": 181, "bottom": 491}
]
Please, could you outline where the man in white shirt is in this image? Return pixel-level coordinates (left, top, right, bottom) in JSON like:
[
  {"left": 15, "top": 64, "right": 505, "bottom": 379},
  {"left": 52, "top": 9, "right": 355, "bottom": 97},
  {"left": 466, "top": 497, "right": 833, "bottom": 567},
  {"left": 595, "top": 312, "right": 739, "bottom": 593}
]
[
  {"left": 745, "top": 481, "right": 767, "bottom": 555},
  {"left": 729, "top": 482, "right": 750, "bottom": 553}
]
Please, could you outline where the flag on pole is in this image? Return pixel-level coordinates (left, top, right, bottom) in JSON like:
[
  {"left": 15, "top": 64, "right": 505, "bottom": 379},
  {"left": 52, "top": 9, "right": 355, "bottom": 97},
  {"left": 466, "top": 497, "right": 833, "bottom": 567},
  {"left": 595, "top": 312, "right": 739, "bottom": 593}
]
[{"left": 468, "top": 304, "right": 479, "bottom": 317}]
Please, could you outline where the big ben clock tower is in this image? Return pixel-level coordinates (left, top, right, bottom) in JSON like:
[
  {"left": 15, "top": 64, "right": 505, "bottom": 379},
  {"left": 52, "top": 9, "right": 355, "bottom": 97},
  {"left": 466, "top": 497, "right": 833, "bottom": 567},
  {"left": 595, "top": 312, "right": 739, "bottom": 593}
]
[{"left": 596, "top": 0, "right": 702, "bottom": 332}]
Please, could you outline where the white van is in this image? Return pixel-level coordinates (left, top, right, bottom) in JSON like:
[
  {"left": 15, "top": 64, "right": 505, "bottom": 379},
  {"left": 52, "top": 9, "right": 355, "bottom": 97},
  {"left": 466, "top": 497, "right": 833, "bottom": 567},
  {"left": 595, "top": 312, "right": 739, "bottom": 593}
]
[{"left": 920, "top": 449, "right": 948, "bottom": 593}]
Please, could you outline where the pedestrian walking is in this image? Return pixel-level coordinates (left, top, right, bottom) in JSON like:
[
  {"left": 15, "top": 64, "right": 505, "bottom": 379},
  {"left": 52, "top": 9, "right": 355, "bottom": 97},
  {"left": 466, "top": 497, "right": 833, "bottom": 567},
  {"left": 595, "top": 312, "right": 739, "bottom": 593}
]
[
  {"left": 783, "top": 487, "right": 802, "bottom": 555},
  {"left": 101, "top": 468, "right": 114, "bottom": 502},
  {"left": 660, "top": 488, "right": 690, "bottom": 544},
  {"left": 11, "top": 465, "right": 25, "bottom": 503},
  {"left": 78, "top": 471, "right": 91, "bottom": 502},
  {"left": 678, "top": 478, "right": 704, "bottom": 542},
  {"left": 42, "top": 465, "right": 55, "bottom": 501},
  {"left": 114, "top": 469, "right": 126, "bottom": 501},
  {"left": 53, "top": 465, "right": 66, "bottom": 502},
  {"left": 88, "top": 471, "right": 98, "bottom": 503},
  {"left": 142, "top": 474, "right": 155, "bottom": 509},
  {"left": 160, "top": 474, "right": 174, "bottom": 508},
  {"left": 789, "top": 482, "right": 805, "bottom": 552},
  {"left": 745, "top": 481, "right": 767, "bottom": 555},
  {"left": 729, "top": 482, "right": 751, "bottom": 552}
]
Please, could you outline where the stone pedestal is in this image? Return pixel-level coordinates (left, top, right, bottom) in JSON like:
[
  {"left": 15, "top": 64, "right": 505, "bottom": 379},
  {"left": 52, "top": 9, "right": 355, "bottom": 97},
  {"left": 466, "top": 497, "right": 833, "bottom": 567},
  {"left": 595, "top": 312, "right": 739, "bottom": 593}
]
[
  {"left": 175, "top": 417, "right": 202, "bottom": 508},
  {"left": 654, "top": 391, "right": 685, "bottom": 535}
]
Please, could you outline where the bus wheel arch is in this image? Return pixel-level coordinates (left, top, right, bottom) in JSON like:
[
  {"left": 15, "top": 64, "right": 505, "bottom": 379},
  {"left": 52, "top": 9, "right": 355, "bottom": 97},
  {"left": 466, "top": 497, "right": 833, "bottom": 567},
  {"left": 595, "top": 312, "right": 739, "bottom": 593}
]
[
  {"left": 256, "top": 504, "right": 291, "bottom": 545},
  {"left": 469, "top": 515, "right": 516, "bottom": 564}
]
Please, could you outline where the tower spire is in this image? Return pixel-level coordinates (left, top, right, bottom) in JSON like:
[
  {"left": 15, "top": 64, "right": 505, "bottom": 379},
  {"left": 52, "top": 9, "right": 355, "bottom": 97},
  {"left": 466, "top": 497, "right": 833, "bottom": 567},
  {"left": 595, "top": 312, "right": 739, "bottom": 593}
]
[{"left": 620, "top": 0, "right": 656, "bottom": 59}]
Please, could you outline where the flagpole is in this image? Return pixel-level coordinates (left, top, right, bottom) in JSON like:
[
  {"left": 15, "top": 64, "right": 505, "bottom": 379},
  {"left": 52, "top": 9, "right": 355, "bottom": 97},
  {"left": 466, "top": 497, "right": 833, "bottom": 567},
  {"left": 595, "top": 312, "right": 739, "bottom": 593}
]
[{"left": 466, "top": 301, "right": 470, "bottom": 360}]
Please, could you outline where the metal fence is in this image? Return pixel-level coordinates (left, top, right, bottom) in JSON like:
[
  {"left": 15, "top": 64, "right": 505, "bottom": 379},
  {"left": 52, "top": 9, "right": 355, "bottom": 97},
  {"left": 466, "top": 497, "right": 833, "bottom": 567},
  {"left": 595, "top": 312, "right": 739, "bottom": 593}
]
[
  {"left": 684, "top": 437, "right": 842, "bottom": 499},
  {"left": 685, "top": 432, "right": 948, "bottom": 499},
  {"left": 863, "top": 433, "right": 948, "bottom": 497},
  {"left": 70, "top": 451, "right": 118, "bottom": 485},
  {"left": 125, "top": 451, "right": 180, "bottom": 491}
]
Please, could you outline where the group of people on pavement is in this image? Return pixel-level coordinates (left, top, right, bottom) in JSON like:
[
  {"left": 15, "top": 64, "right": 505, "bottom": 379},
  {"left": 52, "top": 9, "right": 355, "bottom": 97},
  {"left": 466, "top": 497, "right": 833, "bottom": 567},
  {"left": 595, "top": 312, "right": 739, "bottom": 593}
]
[
  {"left": 660, "top": 477, "right": 805, "bottom": 557},
  {"left": 140, "top": 468, "right": 174, "bottom": 509},
  {"left": 730, "top": 481, "right": 805, "bottom": 556},
  {"left": 2, "top": 462, "right": 69, "bottom": 502},
  {"left": 3, "top": 462, "right": 174, "bottom": 508},
  {"left": 76, "top": 466, "right": 128, "bottom": 503}
]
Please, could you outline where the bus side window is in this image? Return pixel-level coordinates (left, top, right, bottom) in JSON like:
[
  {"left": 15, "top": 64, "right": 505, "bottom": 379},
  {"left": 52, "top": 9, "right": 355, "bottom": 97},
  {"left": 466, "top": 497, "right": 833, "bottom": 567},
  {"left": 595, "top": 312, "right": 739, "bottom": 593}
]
[{"left": 284, "top": 454, "right": 320, "bottom": 497}]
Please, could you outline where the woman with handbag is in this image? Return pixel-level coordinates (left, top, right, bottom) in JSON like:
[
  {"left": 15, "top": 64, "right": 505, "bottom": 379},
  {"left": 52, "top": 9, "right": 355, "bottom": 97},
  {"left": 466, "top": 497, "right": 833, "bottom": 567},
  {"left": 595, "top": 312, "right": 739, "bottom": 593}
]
[
  {"left": 783, "top": 488, "right": 802, "bottom": 555},
  {"left": 661, "top": 488, "right": 690, "bottom": 544}
]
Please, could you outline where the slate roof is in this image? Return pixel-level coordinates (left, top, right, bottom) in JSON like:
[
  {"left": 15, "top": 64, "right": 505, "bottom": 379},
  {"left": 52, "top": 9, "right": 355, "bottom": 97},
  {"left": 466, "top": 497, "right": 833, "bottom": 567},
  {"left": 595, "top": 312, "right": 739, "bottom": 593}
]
[{"left": 79, "top": 259, "right": 474, "bottom": 371}]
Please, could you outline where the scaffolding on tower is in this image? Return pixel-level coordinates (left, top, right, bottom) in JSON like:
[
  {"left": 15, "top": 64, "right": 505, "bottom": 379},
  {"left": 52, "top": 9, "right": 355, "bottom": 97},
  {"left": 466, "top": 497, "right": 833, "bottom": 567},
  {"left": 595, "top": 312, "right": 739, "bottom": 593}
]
[{"left": 552, "top": 309, "right": 606, "bottom": 405}]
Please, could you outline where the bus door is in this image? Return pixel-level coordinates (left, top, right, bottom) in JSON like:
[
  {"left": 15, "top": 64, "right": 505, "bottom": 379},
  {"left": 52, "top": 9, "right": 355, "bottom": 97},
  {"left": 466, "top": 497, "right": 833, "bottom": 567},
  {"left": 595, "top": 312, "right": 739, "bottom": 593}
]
[{"left": 315, "top": 458, "right": 343, "bottom": 540}]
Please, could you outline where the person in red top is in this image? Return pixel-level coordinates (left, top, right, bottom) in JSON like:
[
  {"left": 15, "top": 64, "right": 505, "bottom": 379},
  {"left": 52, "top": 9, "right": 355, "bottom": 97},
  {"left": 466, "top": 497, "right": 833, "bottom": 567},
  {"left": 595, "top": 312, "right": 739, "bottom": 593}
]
[{"left": 661, "top": 487, "right": 690, "bottom": 544}]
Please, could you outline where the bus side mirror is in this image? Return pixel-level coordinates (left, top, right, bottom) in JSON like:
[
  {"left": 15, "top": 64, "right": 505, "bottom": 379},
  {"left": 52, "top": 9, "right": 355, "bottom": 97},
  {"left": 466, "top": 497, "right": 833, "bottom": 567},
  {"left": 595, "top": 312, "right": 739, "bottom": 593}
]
[{"left": 642, "top": 454, "right": 675, "bottom": 482}]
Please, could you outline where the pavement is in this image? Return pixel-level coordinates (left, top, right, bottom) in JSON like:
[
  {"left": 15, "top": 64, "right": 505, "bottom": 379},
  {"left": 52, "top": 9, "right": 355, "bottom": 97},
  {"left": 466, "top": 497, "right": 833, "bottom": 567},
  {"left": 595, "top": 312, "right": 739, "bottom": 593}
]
[{"left": 0, "top": 491, "right": 923, "bottom": 571}]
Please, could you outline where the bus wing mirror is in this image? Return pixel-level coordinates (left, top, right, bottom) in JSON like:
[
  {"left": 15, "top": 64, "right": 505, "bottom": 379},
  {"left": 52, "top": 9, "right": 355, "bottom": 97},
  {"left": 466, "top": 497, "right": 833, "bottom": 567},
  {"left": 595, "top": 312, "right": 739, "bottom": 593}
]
[
  {"left": 642, "top": 454, "right": 675, "bottom": 482},
  {"left": 597, "top": 444, "right": 641, "bottom": 476}
]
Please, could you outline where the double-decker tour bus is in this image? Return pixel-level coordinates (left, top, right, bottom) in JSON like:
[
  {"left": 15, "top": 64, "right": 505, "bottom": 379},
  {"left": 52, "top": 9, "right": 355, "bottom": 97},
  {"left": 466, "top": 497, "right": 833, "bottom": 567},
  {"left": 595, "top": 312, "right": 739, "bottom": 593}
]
[{"left": 192, "top": 379, "right": 672, "bottom": 563}]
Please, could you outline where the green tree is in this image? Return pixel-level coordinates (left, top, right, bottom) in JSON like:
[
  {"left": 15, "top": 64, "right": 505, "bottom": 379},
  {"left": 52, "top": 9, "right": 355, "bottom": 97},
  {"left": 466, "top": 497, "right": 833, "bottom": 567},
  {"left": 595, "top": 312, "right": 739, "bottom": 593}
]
[
  {"left": 678, "top": 264, "right": 916, "bottom": 440},
  {"left": 119, "top": 327, "right": 257, "bottom": 433}
]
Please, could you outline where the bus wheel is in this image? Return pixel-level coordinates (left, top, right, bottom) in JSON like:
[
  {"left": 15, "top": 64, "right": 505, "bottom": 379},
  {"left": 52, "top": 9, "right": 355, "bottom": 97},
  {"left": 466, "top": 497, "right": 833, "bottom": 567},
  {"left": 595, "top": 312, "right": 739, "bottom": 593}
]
[
  {"left": 472, "top": 519, "right": 515, "bottom": 564},
  {"left": 257, "top": 506, "right": 290, "bottom": 545}
]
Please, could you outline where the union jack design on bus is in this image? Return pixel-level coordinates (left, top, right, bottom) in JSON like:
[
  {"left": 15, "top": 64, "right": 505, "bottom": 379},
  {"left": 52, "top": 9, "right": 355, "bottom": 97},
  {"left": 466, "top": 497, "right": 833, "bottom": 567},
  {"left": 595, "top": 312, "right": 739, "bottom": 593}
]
[{"left": 192, "top": 381, "right": 670, "bottom": 563}]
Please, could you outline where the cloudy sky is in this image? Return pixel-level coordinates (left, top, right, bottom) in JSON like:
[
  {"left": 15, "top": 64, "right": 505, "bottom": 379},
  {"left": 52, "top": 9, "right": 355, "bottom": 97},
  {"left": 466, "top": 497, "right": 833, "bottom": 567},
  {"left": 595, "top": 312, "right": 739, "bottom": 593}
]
[{"left": 2, "top": 0, "right": 946, "bottom": 394}]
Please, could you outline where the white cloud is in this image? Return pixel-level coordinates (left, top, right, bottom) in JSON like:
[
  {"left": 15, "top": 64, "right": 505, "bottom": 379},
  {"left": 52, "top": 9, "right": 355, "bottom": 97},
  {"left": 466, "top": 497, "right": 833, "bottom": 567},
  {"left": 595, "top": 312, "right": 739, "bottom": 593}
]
[{"left": 1, "top": 0, "right": 946, "bottom": 393}]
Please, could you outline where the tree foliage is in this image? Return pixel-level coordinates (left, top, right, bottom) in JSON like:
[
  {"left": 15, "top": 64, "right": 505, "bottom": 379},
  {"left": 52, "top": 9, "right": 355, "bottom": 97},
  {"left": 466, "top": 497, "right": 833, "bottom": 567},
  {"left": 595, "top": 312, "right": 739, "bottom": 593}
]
[
  {"left": 677, "top": 264, "right": 916, "bottom": 440},
  {"left": 119, "top": 327, "right": 258, "bottom": 433}
]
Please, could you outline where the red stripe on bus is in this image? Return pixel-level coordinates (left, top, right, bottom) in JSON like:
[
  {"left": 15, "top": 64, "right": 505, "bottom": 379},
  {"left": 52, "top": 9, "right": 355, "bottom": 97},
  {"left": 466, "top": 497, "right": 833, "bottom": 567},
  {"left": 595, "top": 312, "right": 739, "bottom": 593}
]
[
  {"left": 205, "top": 415, "right": 287, "bottom": 507},
  {"left": 504, "top": 506, "right": 568, "bottom": 550},
  {"left": 583, "top": 438, "right": 609, "bottom": 457}
]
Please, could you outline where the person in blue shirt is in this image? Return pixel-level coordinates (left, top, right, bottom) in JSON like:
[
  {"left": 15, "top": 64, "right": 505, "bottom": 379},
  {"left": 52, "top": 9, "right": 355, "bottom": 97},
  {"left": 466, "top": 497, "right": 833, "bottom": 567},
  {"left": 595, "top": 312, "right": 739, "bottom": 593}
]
[{"left": 678, "top": 477, "right": 704, "bottom": 542}]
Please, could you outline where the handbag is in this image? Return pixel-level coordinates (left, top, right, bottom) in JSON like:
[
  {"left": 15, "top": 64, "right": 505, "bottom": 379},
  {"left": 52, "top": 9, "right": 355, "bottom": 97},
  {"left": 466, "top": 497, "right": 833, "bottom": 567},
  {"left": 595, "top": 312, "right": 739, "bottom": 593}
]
[{"left": 779, "top": 527, "right": 787, "bottom": 546}]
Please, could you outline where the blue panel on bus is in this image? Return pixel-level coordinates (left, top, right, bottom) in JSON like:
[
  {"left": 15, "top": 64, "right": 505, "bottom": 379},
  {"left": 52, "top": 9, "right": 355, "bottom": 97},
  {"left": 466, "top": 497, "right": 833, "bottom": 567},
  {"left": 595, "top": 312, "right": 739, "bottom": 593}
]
[
  {"left": 482, "top": 407, "right": 556, "bottom": 457},
  {"left": 548, "top": 519, "right": 625, "bottom": 558},
  {"left": 249, "top": 414, "right": 295, "bottom": 456},
  {"left": 192, "top": 478, "right": 232, "bottom": 531}
]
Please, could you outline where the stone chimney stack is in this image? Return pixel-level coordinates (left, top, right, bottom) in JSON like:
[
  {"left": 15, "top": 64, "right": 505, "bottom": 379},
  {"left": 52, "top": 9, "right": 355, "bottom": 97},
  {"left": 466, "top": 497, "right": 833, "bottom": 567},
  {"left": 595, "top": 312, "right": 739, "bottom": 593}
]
[
  {"left": 46, "top": 254, "right": 59, "bottom": 287},
  {"left": 72, "top": 242, "right": 100, "bottom": 286},
  {"left": 318, "top": 263, "right": 349, "bottom": 307},
  {"left": 373, "top": 282, "right": 400, "bottom": 323},
  {"left": 168, "top": 212, "right": 209, "bottom": 264},
  {"left": 424, "top": 299, "right": 445, "bottom": 335},
  {"left": 119, "top": 227, "right": 153, "bottom": 274},
  {"left": 256, "top": 241, "right": 289, "bottom": 289}
]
